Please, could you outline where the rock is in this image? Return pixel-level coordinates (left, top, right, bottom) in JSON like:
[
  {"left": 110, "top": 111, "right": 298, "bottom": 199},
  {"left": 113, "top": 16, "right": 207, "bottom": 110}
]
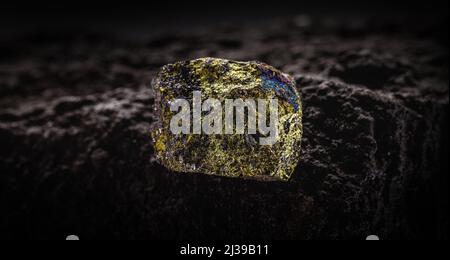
[{"left": 151, "top": 58, "right": 302, "bottom": 181}]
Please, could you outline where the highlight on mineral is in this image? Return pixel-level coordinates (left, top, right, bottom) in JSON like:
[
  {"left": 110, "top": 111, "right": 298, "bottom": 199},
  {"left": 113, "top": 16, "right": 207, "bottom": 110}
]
[{"left": 151, "top": 58, "right": 302, "bottom": 181}]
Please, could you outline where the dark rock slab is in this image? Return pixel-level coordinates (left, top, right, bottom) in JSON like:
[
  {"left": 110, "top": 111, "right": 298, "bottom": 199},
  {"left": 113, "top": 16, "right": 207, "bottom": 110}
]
[{"left": 0, "top": 15, "right": 448, "bottom": 239}]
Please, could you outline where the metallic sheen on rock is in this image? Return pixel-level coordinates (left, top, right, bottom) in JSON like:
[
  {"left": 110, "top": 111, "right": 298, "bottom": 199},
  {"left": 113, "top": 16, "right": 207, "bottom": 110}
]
[{"left": 151, "top": 58, "right": 302, "bottom": 181}]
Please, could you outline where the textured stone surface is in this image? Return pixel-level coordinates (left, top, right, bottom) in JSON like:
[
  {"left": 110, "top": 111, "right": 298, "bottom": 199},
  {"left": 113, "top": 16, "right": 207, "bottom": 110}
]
[
  {"left": 151, "top": 58, "right": 302, "bottom": 181},
  {"left": 0, "top": 15, "right": 448, "bottom": 239}
]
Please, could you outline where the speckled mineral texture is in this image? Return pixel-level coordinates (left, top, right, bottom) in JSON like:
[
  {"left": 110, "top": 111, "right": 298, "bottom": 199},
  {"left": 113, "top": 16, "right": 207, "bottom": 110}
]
[
  {"left": 0, "top": 16, "right": 448, "bottom": 239},
  {"left": 151, "top": 58, "right": 302, "bottom": 181}
]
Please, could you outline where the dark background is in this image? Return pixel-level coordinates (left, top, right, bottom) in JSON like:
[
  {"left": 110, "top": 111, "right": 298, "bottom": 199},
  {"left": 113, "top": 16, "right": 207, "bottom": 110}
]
[
  {"left": 1, "top": 0, "right": 448, "bottom": 41},
  {"left": 0, "top": 0, "right": 448, "bottom": 240}
]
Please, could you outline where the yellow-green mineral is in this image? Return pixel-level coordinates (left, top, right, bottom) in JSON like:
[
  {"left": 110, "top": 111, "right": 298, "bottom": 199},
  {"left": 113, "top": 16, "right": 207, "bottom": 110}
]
[{"left": 151, "top": 58, "right": 302, "bottom": 181}]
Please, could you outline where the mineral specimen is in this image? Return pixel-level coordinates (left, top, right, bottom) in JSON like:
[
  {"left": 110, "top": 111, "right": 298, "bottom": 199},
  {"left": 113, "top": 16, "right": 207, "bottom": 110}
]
[{"left": 151, "top": 58, "right": 302, "bottom": 181}]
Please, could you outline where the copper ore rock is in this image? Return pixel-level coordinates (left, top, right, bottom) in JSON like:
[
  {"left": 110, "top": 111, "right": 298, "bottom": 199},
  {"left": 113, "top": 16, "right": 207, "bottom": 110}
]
[{"left": 151, "top": 58, "right": 302, "bottom": 181}]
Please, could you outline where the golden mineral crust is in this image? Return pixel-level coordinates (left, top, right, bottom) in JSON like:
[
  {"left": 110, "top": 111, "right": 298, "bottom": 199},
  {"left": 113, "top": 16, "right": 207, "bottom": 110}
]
[{"left": 151, "top": 58, "right": 302, "bottom": 181}]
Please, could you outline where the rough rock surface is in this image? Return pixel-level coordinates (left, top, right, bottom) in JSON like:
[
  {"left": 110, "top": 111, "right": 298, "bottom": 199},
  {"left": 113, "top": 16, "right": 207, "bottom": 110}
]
[
  {"left": 151, "top": 58, "right": 303, "bottom": 181},
  {"left": 0, "top": 16, "right": 448, "bottom": 239}
]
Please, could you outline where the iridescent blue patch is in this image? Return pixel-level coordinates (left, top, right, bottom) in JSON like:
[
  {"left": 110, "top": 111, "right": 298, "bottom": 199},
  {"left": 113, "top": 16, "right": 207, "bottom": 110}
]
[{"left": 260, "top": 70, "right": 299, "bottom": 111}]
